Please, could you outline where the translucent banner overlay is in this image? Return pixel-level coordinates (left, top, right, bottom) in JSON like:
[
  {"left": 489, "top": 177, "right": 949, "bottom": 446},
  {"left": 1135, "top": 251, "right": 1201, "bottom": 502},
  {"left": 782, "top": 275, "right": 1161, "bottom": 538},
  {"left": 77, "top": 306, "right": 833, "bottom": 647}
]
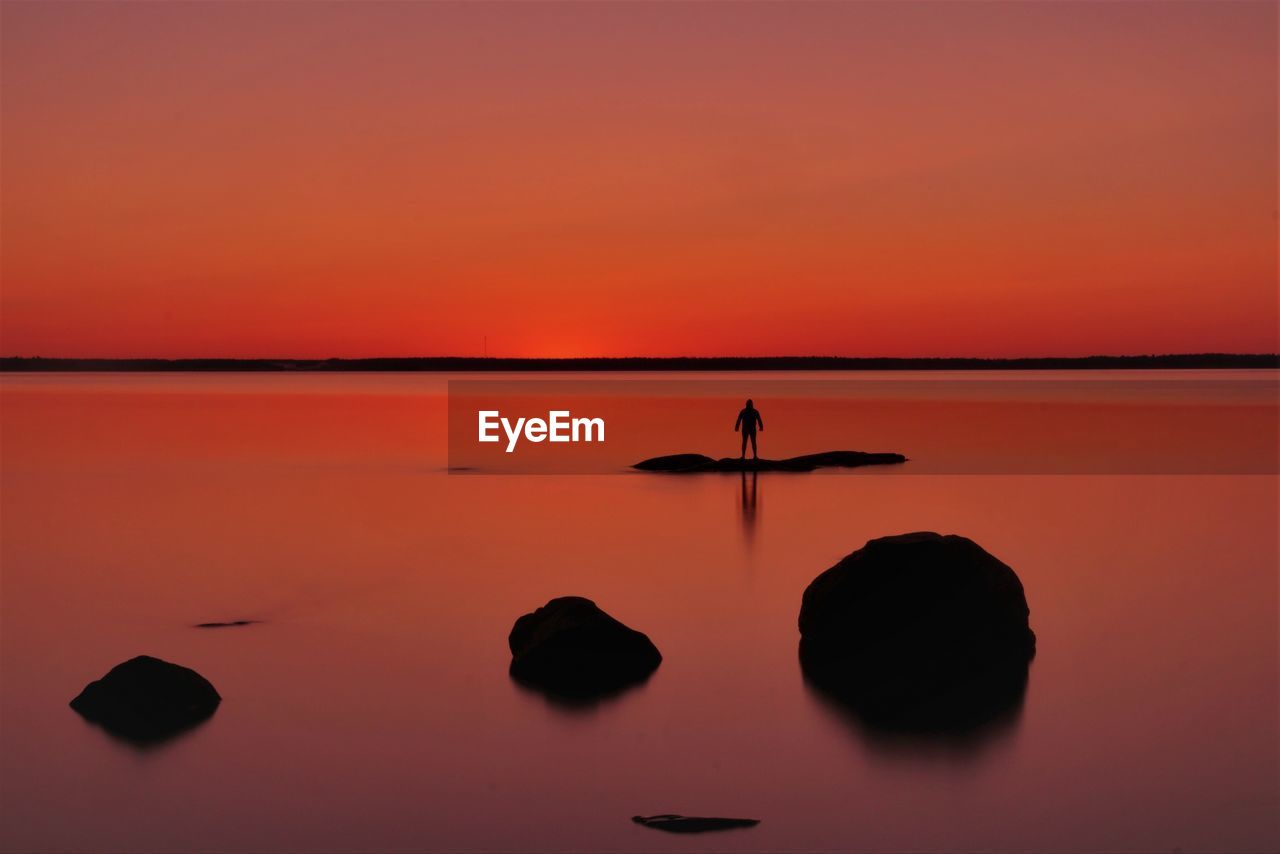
[{"left": 447, "top": 375, "right": 1279, "bottom": 475}]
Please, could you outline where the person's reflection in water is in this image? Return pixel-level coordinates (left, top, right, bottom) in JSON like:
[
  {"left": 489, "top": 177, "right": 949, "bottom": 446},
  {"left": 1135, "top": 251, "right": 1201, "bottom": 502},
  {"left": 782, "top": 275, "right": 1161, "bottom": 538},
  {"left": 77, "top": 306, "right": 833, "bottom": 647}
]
[{"left": 739, "top": 469, "right": 759, "bottom": 546}]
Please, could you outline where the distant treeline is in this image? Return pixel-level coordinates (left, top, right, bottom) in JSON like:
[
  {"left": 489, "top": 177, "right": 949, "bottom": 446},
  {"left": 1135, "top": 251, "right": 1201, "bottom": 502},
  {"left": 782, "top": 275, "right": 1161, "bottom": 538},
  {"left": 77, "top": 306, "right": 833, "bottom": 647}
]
[{"left": 2, "top": 354, "right": 1277, "bottom": 372}]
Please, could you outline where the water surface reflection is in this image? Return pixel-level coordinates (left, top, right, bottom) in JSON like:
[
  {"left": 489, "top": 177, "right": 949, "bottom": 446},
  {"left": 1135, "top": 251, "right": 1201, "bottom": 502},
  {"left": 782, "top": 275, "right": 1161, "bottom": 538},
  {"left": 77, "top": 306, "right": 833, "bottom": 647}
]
[{"left": 802, "top": 656, "right": 1031, "bottom": 763}]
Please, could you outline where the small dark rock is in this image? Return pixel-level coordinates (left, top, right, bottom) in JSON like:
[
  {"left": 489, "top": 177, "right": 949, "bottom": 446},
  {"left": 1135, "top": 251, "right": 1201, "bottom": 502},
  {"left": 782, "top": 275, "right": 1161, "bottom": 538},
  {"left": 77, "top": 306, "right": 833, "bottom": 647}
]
[
  {"left": 632, "top": 815, "right": 760, "bottom": 833},
  {"left": 509, "top": 597, "right": 661, "bottom": 701},
  {"left": 799, "top": 532, "right": 1034, "bottom": 732},
  {"left": 70, "top": 655, "right": 221, "bottom": 744},
  {"left": 193, "top": 620, "right": 258, "bottom": 629}
]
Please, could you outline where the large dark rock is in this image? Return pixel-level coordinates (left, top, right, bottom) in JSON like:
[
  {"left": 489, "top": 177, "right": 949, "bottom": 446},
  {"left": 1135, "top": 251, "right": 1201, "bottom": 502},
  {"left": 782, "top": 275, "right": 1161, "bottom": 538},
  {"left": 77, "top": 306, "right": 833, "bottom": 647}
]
[
  {"left": 634, "top": 450, "right": 906, "bottom": 473},
  {"left": 70, "top": 655, "right": 221, "bottom": 744},
  {"left": 799, "top": 532, "right": 1034, "bottom": 732},
  {"left": 509, "top": 597, "right": 661, "bottom": 702}
]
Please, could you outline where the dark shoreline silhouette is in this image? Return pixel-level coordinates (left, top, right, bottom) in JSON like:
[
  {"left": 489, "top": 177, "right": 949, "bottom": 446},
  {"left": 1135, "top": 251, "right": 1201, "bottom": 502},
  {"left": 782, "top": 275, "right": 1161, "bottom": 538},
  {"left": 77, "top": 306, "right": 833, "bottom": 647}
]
[{"left": 3, "top": 353, "right": 1276, "bottom": 372}]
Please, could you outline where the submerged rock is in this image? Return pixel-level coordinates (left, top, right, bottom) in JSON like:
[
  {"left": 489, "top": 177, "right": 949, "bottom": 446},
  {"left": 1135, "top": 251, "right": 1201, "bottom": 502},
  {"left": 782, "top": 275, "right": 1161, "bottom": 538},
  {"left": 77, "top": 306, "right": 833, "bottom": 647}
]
[
  {"left": 70, "top": 655, "right": 221, "bottom": 743},
  {"left": 509, "top": 597, "right": 661, "bottom": 701},
  {"left": 632, "top": 814, "right": 760, "bottom": 833},
  {"left": 799, "top": 532, "right": 1034, "bottom": 731},
  {"left": 634, "top": 451, "right": 906, "bottom": 473}
]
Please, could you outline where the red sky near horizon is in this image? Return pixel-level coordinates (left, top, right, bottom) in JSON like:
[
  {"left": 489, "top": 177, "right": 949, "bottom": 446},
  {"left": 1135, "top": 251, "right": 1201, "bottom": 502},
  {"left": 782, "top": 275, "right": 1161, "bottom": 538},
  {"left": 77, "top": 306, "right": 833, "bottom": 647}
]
[{"left": 1, "top": 1, "right": 1276, "bottom": 359}]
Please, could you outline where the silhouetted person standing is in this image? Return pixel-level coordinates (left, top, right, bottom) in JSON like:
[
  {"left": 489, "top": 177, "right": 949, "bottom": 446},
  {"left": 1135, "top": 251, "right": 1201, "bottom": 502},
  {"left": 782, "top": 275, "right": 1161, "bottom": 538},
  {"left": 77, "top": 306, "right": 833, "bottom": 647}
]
[{"left": 734, "top": 399, "right": 764, "bottom": 460}]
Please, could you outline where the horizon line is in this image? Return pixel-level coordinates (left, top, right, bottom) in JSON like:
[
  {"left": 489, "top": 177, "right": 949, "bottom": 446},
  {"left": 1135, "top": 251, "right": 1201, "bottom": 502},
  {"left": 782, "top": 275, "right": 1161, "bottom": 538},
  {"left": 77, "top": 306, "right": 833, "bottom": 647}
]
[
  {"left": 2, "top": 348, "right": 1280, "bottom": 358},
  {"left": 3, "top": 352, "right": 1277, "bottom": 372}
]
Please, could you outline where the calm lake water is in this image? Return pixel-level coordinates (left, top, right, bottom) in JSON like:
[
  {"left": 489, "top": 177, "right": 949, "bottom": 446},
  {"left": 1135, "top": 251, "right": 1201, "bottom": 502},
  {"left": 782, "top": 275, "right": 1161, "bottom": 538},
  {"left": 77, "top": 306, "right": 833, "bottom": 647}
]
[{"left": 1, "top": 371, "right": 1277, "bottom": 853}]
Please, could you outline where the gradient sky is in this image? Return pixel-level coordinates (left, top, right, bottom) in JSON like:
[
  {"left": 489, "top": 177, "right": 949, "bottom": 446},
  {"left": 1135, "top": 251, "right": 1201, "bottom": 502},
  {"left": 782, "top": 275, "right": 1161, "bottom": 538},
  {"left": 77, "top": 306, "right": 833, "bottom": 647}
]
[{"left": 2, "top": 1, "right": 1276, "bottom": 358}]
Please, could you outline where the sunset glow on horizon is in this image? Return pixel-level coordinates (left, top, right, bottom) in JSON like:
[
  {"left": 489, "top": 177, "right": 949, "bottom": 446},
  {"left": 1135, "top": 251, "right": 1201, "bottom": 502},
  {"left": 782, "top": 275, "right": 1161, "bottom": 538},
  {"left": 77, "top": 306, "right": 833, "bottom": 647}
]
[{"left": 2, "top": 1, "right": 1276, "bottom": 359}]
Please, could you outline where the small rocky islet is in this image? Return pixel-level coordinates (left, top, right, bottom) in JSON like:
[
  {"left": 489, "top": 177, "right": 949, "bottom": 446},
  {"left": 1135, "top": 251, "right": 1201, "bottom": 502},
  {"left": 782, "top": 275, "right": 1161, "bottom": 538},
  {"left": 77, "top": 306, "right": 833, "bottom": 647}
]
[{"left": 634, "top": 449, "right": 907, "bottom": 472}]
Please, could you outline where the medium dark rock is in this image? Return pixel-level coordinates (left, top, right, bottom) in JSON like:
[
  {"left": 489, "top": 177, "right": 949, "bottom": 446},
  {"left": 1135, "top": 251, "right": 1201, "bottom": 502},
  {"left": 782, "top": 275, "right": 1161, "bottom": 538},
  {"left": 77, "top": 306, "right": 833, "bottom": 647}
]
[
  {"left": 799, "top": 532, "right": 1034, "bottom": 732},
  {"left": 632, "top": 815, "right": 760, "bottom": 833},
  {"left": 70, "top": 655, "right": 221, "bottom": 744},
  {"left": 634, "top": 450, "right": 906, "bottom": 473},
  {"left": 509, "top": 597, "right": 661, "bottom": 701},
  {"left": 193, "top": 620, "right": 258, "bottom": 629}
]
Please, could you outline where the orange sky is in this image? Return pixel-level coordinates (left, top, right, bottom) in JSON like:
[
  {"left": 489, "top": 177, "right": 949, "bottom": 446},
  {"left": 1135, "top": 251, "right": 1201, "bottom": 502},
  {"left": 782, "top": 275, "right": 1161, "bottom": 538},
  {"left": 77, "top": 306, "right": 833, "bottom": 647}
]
[{"left": 1, "top": 1, "right": 1276, "bottom": 358}]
